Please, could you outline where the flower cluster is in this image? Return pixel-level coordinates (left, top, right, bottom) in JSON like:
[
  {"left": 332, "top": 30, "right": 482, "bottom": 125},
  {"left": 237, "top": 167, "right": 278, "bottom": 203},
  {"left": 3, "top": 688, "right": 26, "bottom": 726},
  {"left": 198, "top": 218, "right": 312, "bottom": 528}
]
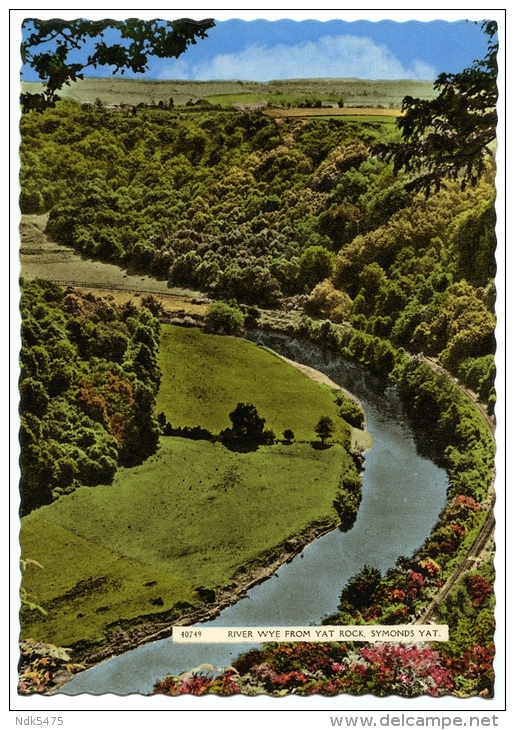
[
  {"left": 443, "top": 644, "right": 495, "bottom": 697},
  {"left": 357, "top": 644, "right": 454, "bottom": 697},
  {"left": 417, "top": 558, "right": 441, "bottom": 578},
  {"left": 153, "top": 668, "right": 241, "bottom": 697},
  {"left": 465, "top": 574, "right": 494, "bottom": 607},
  {"left": 153, "top": 642, "right": 455, "bottom": 698}
]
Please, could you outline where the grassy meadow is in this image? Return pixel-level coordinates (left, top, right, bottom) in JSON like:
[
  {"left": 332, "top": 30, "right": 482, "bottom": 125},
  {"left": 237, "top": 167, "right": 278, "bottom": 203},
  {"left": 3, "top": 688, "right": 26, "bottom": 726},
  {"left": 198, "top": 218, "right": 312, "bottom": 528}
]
[
  {"left": 20, "top": 327, "right": 359, "bottom": 650},
  {"left": 157, "top": 325, "right": 351, "bottom": 445}
]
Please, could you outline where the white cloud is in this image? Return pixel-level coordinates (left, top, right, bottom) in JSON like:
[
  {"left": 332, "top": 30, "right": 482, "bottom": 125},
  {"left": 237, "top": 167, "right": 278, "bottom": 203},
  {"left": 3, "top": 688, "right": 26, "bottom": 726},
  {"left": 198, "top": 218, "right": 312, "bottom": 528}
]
[
  {"left": 158, "top": 35, "right": 436, "bottom": 81},
  {"left": 410, "top": 59, "right": 438, "bottom": 81}
]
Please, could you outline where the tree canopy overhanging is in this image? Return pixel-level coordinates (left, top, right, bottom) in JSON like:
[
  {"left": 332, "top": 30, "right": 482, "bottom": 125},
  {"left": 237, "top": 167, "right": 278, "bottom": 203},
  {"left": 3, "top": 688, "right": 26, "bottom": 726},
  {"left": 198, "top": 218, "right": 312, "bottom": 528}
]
[
  {"left": 20, "top": 17, "right": 215, "bottom": 112},
  {"left": 378, "top": 20, "right": 498, "bottom": 194}
]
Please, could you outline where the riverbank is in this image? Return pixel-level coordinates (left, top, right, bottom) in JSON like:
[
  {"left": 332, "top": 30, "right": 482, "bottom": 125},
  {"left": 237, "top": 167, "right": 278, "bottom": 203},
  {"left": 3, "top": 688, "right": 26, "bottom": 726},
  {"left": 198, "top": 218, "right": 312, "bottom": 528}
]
[
  {"left": 21, "top": 325, "right": 365, "bottom": 694},
  {"left": 50, "top": 519, "right": 339, "bottom": 693},
  {"left": 272, "top": 351, "right": 373, "bottom": 451}
]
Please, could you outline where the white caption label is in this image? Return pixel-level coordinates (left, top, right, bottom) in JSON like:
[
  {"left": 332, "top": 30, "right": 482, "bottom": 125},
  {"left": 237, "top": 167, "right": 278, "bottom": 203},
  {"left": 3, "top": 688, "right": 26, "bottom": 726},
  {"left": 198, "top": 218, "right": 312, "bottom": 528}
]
[{"left": 173, "top": 625, "right": 448, "bottom": 643}]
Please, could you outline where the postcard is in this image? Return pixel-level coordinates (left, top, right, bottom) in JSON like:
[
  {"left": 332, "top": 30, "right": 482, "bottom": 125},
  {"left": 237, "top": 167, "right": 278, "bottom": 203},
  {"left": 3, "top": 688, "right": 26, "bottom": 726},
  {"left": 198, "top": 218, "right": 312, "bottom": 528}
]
[{"left": 11, "top": 7, "right": 506, "bottom": 719}]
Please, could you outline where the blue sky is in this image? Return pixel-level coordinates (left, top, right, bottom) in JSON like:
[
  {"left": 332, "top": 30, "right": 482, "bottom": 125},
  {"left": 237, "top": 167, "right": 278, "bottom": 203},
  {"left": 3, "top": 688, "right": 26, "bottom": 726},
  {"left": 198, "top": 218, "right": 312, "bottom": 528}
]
[
  {"left": 20, "top": 14, "right": 495, "bottom": 84},
  {"left": 151, "top": 19, "right": 492, "bottom": 82}
]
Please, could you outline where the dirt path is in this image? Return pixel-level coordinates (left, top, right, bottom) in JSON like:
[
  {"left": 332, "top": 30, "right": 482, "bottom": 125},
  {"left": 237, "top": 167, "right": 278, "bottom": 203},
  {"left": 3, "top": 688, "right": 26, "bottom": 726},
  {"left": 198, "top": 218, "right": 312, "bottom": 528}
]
[
  {"left": 19, "top": 214, "right": 210, "bottom": 315},
  {"left": 407, "top": 355, "right": 497, "bottom": 624}
]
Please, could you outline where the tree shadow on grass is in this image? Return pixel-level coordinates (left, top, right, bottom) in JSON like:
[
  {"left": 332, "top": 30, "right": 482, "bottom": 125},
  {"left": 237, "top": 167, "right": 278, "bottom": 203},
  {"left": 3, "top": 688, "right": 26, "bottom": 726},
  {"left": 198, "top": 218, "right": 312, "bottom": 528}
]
[
  {"left": 310, "top": 441, "right": 333, "bottom": 451},
  {"left": 221, "top": 435, "right": 266, "bottom": 453}
]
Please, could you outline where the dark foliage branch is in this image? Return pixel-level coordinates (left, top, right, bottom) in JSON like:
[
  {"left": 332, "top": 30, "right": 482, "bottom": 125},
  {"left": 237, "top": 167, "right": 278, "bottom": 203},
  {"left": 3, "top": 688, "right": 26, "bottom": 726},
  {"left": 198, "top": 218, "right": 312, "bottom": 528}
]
[
  {"left": 378, "top": 21, "right": 498, "bottom": 194},
  {"left": 20, "top": 17, "right": 215, "bottom": 112}
]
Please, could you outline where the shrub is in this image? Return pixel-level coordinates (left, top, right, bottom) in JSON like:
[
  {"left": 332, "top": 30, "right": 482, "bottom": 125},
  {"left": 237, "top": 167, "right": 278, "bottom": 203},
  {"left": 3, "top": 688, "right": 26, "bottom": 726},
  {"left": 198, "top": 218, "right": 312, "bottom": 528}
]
[
  {"left": 205, "top": 301, "right": 244, "bottom": 335},
  {"left": 315, "top": 415, "right": 335, "bottom": 444},
  {"left": 338, "top": 398, "right": 365, "bottom": 429}
]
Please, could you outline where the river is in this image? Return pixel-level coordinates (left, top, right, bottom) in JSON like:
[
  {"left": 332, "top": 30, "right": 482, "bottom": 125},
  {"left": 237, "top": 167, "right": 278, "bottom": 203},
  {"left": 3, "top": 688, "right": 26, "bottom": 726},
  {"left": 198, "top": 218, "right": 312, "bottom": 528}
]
[{"left": 60, "top": 331, "right": 448, "bottom": 695}]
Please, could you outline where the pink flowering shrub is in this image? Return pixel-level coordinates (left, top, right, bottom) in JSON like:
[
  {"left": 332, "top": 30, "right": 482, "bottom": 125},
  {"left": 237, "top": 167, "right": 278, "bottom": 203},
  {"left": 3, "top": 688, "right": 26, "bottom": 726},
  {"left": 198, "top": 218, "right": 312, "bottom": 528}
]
[
  {"left": 443, "top": 644, "right": 495, "bottom": 697},
  {"left": 153, "top": 643, "right": 455, "bottom": 698},
  {"left": 361, "top": 604, "right": 383, "bottom": 622},
  {"left": 236, "top": 641, "right": 347, "bottom": 675},
  {"left": 451, "top": 522, "right": 467, "bottom": 540},
  {"left": 445, "top": 495, "right": 482, "bottom": 521},
  {"left": 388, "top": 588, "right": 406, "bottom": 603},
  {"left": 418, "top": 559, "right": 441, "bottom": 578},
  {"left": 355, "top": 644, "right": 454, "bottom": 697},
  {"left": 393, "top": 606, "right": 409, "bottom": 620}
]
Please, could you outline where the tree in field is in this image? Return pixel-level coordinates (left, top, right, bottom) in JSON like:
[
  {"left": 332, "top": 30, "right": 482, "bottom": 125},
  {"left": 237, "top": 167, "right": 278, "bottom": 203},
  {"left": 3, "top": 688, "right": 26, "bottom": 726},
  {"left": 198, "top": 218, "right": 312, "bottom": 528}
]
[
  {"left": 221, "top": 403, "right": 275, "bottom": 451},
  {"left": 283, "top": 429, "right": 295, "bottom": 444},
  {"left": 229, "top": 403, "right": 265, "bottom": 440},
  {"left": 380, "top": 21, "right": 498, "bottom": 194},
  {"left": 20, "top": 17, "right": 215, "bottom": 112},
  {"left": 314, "top": 416, "right": 335, "bottom": 445}
]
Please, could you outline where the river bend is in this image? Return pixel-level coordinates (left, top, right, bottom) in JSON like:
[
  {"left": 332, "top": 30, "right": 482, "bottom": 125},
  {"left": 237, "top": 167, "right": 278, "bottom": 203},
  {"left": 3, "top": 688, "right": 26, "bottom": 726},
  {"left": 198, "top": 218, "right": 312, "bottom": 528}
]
[{"left": 60, "top": 333, "right": 448, "bottom": 695}]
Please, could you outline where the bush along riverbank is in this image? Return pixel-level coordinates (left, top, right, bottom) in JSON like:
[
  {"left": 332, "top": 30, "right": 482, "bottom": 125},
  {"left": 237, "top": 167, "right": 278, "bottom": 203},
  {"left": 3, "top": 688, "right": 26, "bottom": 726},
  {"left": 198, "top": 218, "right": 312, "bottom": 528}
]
[{"left": 153, "top": 310, "right": 495, "bottom": 699}]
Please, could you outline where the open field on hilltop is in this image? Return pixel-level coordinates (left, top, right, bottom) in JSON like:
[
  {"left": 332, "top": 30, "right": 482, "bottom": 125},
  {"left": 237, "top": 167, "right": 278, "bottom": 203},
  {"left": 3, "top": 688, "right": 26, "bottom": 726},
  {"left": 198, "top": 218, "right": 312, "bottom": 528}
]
[
  {"left": 20, "top": 327, "right": 362, "bottom": 651},
  {"left": 21, "top": 77, "right": 437, "bottom": 109},
  {"left": 263, "top": 108, "right": 402, "bottom": 120},
  {"left": 157, "top": 325, "right": 351, "bottom": 444}
]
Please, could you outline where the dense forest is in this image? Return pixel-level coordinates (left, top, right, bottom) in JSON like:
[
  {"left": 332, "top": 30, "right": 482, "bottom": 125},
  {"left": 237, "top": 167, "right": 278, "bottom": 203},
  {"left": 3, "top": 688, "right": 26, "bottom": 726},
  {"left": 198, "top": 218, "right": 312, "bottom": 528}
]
[
  {"left": 19, "top": 278, "right": 162, "bottom": 515},
  {"left": 20, "top": 100, "right": 496, "bottom": 410}
]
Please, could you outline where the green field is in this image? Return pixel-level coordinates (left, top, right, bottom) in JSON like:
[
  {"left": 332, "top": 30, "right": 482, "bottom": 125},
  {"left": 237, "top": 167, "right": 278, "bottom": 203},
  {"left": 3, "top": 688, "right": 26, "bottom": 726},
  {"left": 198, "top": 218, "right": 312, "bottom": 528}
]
[
  {"left": 204, "top": 92, "right": 339, "bottom": 107},
  {"left": 20, "top": 328, "right": 360, "bottom": 650},
  {"left": 21, "top": 77, "right": 437, "bottom": 109},
  {"left": 157, "top": 325, "right": 351, "bottom": 445}
]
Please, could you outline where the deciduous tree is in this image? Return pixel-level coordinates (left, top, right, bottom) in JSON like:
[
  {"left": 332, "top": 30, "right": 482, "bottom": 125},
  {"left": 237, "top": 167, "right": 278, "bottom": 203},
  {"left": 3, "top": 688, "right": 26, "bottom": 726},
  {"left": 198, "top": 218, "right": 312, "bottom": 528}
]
[
  {"left": 221, "top": 403, "right": 274, "bottom": 451},
  {"left": 380, "top": 21, "right": 498, "bottom": 194},
  {"left": 314, "top": 415, "right": 335, "bottom": 445},
  {"left": 21, "top": 17, "right": 215, "bottom": 112},
  {"left": 205, "top": 301, "right": 244, "bottom": 335}
]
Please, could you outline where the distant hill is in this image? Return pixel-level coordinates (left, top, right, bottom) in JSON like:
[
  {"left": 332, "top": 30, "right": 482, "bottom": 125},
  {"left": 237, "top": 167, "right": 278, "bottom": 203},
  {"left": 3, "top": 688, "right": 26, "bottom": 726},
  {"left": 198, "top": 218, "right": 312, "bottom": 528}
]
[{"left": 21, "top": 77, "right": 437, "bottom": 109}]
